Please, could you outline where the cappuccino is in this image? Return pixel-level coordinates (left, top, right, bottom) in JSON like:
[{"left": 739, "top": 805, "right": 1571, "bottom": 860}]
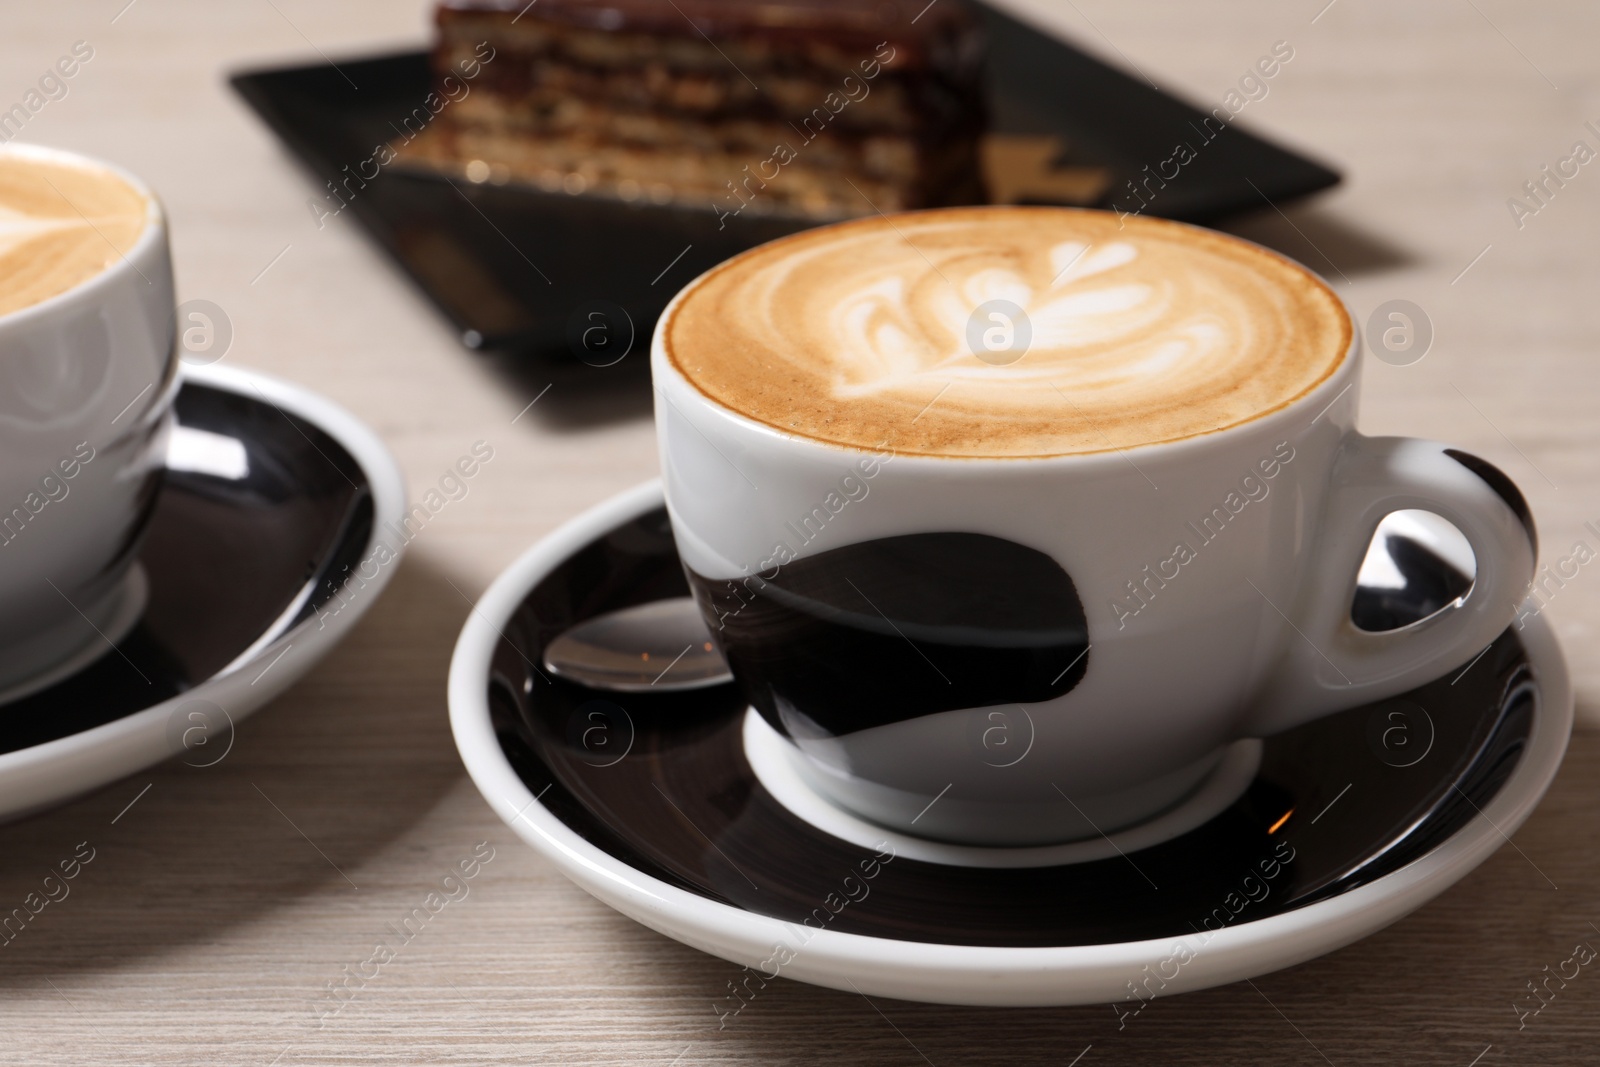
[
  {"left": 0, "top": 150, "right": 148, "bottom": 317},
  {"left": 664, "top": 207, "right": 1350, "bottom": 457}
]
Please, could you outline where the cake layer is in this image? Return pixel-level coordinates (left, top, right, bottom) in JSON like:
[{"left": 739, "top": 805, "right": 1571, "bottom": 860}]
[
  {"left": 436, "top": 37, "right": 974, "bottom": 136},
  {"left": 395, "top": 122, "right": 984, "bottom": 217},
  {"left": 442, "top": 91, "right": 950, "bottom": 181}
]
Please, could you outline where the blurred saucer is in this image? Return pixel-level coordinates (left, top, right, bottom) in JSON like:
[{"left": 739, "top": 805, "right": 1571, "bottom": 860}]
[
  {"left": 0, "top": 363, "right": 406, "bottom": 820},
  {"left": 449, "top": 481, "right": 1570, "bottom": 1006}
]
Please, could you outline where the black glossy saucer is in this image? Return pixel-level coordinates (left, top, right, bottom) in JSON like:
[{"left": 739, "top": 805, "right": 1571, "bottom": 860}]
[
  {"left": 451, "top": 481, "right": 1570, "bottom": 1004},
  {"left": 0, "top": 364, "right": 405, "bottom": 819},
  {"left": 489, "top": 500, "right": 1538, "bottom": 945}
]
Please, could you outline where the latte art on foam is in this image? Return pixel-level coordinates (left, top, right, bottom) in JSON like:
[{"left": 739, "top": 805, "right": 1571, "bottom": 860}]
[
  {"left": 831, "top": 239, "right": 1205, "bottom": 397},
  {"left": 0, "top": 152, "right": 148, "bottom": 317},
  {"left": 666, "top": 208, "right": 1350, "bottom": 457}
]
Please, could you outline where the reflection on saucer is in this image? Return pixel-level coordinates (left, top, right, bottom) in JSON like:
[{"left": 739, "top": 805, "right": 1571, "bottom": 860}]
[{"left": 743, "top": 708, "right": 1264, "bottom": 869}]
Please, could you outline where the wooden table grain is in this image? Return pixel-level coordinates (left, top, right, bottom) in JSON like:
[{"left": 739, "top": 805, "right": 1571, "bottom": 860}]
[{"left": 3, "top": 0, "right": 1598, "bottom": 1062}]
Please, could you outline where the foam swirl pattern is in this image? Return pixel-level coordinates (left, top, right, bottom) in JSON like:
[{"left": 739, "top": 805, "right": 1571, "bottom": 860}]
[
  {"left": 0, "top": 153, "right": 148, "bottom": 318},
  {"left": 665, "top": 207, "right": 1350, "bottom": 457}
]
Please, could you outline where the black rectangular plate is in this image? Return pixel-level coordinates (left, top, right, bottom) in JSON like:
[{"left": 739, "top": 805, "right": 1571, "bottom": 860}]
[{"left": 230, "top": 4, "right": 1339, "bottom": 360}]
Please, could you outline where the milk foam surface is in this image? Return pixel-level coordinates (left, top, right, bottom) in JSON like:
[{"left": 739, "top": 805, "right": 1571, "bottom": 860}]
[
  {"left": 665, "top": 207, "right": 1350, "bottom": 457},
  {"left": 0, "top": 153, "right": 148, "bottom": 317}
]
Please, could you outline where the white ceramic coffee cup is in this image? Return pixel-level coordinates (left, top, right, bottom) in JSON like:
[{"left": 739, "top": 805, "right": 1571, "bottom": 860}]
[
  {"left": 0, "top": 144, "right": 176, "bottom": 696},
  {"left": 653, "top": 218, "right": 1537, "bottom": 847}
]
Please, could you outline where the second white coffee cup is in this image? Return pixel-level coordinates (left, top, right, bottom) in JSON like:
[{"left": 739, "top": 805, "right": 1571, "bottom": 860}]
[{"left": 0, "top": 144, "right": 177, "bottom": 696}]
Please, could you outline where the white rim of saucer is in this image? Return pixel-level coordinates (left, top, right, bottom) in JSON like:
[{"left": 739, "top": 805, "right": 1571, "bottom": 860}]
[
  {"left": 448, "top": 478, "right": 1573, "bottom": 1007},
  {"left": 0, "top": 361, "right": 408, "bottom": 821}
]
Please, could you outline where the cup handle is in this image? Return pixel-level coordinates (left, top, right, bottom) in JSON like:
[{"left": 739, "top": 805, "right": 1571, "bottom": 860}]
[{"left": 1247, "top": 434, "right": 1537, "bottom": 734}]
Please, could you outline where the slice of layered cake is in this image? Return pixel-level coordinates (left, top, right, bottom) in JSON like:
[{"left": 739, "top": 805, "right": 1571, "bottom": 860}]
[{"left": 395, "top": 0, "right": 988, "bottom": 220}]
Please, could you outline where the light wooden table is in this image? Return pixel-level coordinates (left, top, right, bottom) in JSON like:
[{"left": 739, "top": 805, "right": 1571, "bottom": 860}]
[{"left": 4, "top": 0, "right": 1599, "bottom": 1062}]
